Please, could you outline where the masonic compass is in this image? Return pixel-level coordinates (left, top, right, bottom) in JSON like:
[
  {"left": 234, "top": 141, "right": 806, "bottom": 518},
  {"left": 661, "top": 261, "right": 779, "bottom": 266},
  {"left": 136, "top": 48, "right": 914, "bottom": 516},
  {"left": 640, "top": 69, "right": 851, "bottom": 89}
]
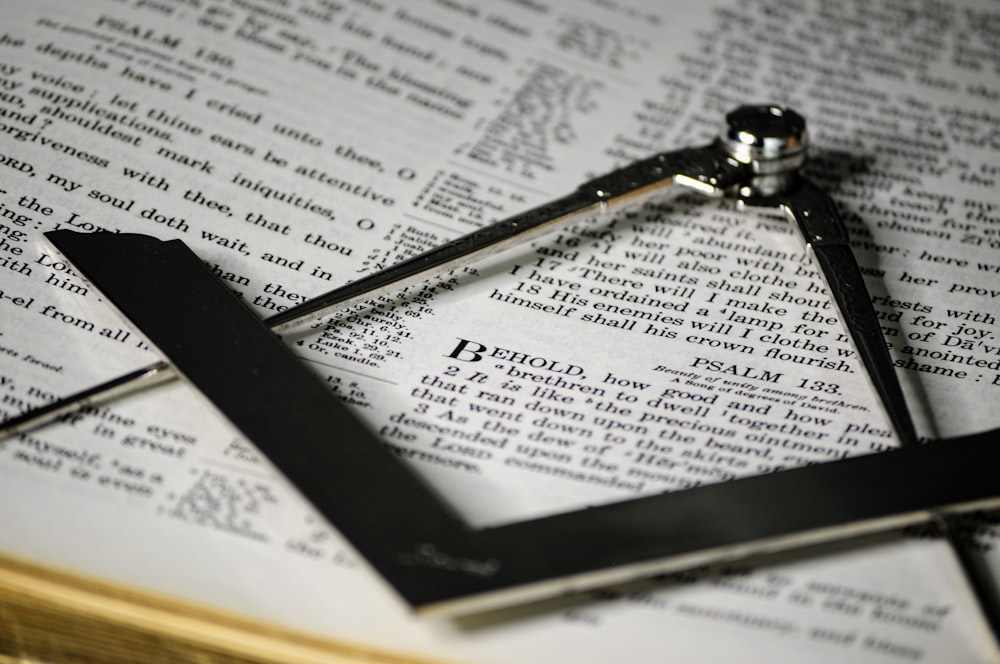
[{"left": 2, "top": 106, "right": 1000, "bottom": 624}]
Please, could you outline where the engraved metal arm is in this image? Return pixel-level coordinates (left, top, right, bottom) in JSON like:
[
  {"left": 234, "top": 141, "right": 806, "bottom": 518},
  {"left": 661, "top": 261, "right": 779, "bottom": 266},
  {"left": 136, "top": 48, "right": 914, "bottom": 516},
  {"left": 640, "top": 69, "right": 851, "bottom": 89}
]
[
  {"left": 772, "top": 179, "right": 918, "bottom": 447},
  {"left": 267, "top": 145, "right": 749, "bottom": 333},
  {"left": 0, "top": 136, "right": 751, "bottom": 438},
  {"left": 757, "top": 139, "right": 1000, "bottom": 643}
]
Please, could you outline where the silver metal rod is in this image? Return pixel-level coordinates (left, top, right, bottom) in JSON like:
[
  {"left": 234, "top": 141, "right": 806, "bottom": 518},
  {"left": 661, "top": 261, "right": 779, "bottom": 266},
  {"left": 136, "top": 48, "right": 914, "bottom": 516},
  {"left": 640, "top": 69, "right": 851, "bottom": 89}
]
[{"left": 0, "top": 362, "right": 174, "bottom": 438}]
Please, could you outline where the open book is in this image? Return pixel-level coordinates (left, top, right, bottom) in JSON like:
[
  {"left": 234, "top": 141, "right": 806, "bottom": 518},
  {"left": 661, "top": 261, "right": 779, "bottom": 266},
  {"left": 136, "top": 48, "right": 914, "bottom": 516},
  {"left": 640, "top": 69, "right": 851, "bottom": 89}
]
[{"left": 2, "top": 0, "right": 999, "bottom": 661}]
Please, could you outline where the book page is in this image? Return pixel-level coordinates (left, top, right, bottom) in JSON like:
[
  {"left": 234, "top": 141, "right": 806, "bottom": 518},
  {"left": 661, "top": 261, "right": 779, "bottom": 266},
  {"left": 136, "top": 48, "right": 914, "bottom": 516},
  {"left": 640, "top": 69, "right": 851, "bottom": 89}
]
[{"left": 1, "top": 0, "right": 999, "bottom": 662}]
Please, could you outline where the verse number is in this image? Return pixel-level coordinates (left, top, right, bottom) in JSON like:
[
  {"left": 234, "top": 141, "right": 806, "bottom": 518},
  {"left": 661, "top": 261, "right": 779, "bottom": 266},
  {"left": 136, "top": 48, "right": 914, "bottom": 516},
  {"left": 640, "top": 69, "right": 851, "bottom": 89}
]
[
  {"left": 194, "top": 47, "right": 235, "bottom": 68},
  {"left": 796, "top": 378, "right": 841, "bottom": 395}
]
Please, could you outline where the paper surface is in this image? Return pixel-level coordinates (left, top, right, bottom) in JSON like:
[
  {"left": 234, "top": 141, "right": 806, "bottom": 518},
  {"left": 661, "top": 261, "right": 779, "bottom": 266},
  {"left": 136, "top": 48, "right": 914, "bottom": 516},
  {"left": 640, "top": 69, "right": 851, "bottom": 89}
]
[{"left": 1, "top": 0, "right": 999, "bottom": 661}]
